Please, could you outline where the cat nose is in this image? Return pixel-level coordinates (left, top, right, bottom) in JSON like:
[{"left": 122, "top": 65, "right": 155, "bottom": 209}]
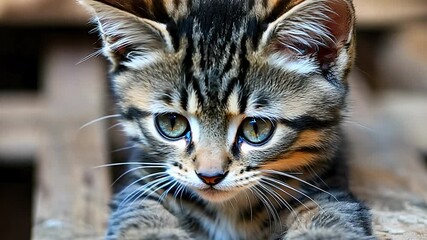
[{"left": 196, "top": 171, "right": 228, "bottom": 186}]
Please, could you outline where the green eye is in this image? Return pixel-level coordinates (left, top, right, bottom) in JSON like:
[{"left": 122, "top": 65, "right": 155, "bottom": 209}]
[
  {"left": 155, "top": 113, "right": 189, "bottom": 140},
  {"left": 240, "top": 117, "right": 274, "bottom": 145}
]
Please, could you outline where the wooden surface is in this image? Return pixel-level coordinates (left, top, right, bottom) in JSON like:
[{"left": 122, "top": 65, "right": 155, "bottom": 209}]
[
  {"left": 0, "top": 39, "right": 111, "bottom": 239},
  {"left": 31, "top": 41, "right": 111, "bottom": 239},
  {"left": 354, "top": 0, "right": 427, "bottom": 28},
  {"left": 347, "top": 71, "right": 427, "bottom": 240},
  {"left": 0, "top": 0, "right": 426, "bottom": 28},
  {"left": 0, "top": 0, "right": 89, "bottom": 26}
]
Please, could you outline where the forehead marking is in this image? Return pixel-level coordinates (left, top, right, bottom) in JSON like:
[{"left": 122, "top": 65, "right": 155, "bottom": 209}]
[
  {"left": 187, "top": 90, "right": 199, "bottom": 115},
  {"left": 227, "top": 87, "right": 241, "bottom": 115}
]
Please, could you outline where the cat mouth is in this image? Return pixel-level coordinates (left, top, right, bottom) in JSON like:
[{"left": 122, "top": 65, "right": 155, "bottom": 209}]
[{"left": 196, "top": 187, "right": 238, "bottom": 202}]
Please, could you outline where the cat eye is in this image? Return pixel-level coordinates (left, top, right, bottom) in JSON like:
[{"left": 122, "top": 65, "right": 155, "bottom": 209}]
[
  {"left": 239, "top": 117, "right": 275, "bottom": 145},
  {"left": 155, "top": 113, "right": 189, "bottom": 140}
]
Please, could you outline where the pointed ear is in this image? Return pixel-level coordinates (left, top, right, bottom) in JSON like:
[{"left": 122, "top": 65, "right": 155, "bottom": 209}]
[
  {"left": 260, "top": 0, "right": 355, "bottom": 77},
  {"left": 79, "top": 0, "right": 174, "bottom": 69}
]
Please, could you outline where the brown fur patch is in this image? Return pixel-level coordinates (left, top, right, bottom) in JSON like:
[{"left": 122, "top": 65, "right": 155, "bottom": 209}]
[
  {"left": 292, "top": 130, "right": 323, "bottom": 149},
  {"left": 261, "top": 151, "right": 320, "bottom": 171}
]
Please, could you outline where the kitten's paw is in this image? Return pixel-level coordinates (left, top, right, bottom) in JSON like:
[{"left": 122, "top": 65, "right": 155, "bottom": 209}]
[
  {"left": 108, "top": 227, "right": 193, "bottom": 240},
  {"left": 133, "top": 228, "right": 192, "bottom": 240},
  {"left": 285, "top": 229, "right": 375, "bottom": 240}
]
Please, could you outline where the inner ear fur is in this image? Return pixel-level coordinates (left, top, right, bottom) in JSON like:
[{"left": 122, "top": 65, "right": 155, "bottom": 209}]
[
  {"left": 260, "top": 0, "right": 355, "bottom": 73},
  {"left": 79, "top": 0, "right": 174, "bottom": 66}
]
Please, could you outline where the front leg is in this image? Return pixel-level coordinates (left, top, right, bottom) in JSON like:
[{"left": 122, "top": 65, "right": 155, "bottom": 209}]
[
  {"left": 284, "top": 190, "right": 375, "bottom": 240},
  {"left": 106, "top": 187, "right": 192, "bottom": 240}
]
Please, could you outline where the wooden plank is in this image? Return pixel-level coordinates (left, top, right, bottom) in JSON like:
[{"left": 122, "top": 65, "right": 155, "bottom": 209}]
[
  {"left": 0, "top": 94, "right": 44, "bottom": 161},
  {"left": 354, "top": 0, "right": 427, "bottom": 28},
  {"left": 376, "top": 24, "right": 427, "bottom": 90},
  {"left": 0, "top": 0, "right": 426, "bottom": 27},
  {"left": 346, "top": 72, "right": 427, "bottom": 240},
  {"left": 32, "top": 40, "right": 111, "bottom": 239},
  {"left": 0, "top": 0, "right": 89, "bottom": 26}
]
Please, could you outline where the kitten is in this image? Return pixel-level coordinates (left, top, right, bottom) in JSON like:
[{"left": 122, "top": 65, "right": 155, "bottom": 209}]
[{"left": 79, "top": 0, "right": 374, "bottom": 239}]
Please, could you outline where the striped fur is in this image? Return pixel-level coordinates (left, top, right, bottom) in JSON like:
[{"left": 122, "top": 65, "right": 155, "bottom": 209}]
[{"left": 80, "top": 0, "right": 374, "bottom": 239}]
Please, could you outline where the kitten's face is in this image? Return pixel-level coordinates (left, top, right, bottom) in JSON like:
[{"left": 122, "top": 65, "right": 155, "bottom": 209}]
[{"left": 81, "top": 0, "right": 355, "bottom": 203}]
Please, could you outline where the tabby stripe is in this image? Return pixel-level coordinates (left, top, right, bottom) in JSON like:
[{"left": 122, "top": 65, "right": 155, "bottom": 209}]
[
  {"left": 122, "top": 106, "right": 150, "bottom": 120},
  {"left": 279, "top": 116, "right": 339, "bottom": 131},
  {"left": 191, "top": 77, "right": 205, "bottom": 106},
  {"left": 222, "top": 42, "right": 237, "bottom": 77},
  {"left": 222, "top": 77, "right": 239, "bottom": 105},
  {"left": 238, "top": 35, "right": 249, "bottom": 113},
  {"left": 292, "top": 146, "right": 324, "bottom": 154},
  {"left": 166, "top": 21, "right": 180, "bottom": 50},
  {"left": 151, "top": 0, "right": 171, "bottom": 23},
  {"left": 158, "top": 89, "right": 174, "bottom": 105},
  {"left": 246, "top": 16, "right": 262, "bottom": 49},
  {"left": 179, "top": 86, "right": 189, "bottom": 110}
]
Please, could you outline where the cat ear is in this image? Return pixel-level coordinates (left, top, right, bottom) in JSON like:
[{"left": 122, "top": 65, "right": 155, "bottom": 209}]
[
  {"left": 79, "top": 0, "right": 174, "bottom": 69},
  {"left": 259, "top": 0, "right": 355, "bottom": 77}
]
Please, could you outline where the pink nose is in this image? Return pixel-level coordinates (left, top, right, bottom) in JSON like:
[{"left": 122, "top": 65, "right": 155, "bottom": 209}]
[{"left": 196, "top": 172, "right": 227, "bottom": 186}]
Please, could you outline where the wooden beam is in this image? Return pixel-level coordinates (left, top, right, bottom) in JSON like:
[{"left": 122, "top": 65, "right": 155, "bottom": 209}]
[
  {"left": 0, "top": 0, "right": 89, "bottom": 26},
  {"left": 0, "top": 94, "right": 44, "bottom": 161},
  {"left": 354, "top": 0, "right": 427, "bottom": 28},
  {"left": 32, "top": 40, "right": 111, "bottom": 239}
]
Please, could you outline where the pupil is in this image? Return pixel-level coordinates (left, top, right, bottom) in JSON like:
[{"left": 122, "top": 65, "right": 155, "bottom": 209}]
[
  {"left": 170, "top": 114, "right": 176, "bottom": 130},
  {"left": 250, "top": 118, "right": 259, "bottom": 137}
]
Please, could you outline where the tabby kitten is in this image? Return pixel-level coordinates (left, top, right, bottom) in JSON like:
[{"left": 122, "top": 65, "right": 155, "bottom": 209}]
[{"left": 80, "top": 0, "right": 374, "bottom": 239}]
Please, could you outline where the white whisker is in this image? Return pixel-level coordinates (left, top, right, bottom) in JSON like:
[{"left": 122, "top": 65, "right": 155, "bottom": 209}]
[
  {"left": 343, "top": 120, "right": 374, "bottom": 133},
  {"left": 262, "top": 176, "right": 323, "bottom": 211},
  {"left": 111, "top": 165, "right": 167, "bottom": 186},
  {"left": 158, "top": 180, "right": 178, "bottom": 203},
  {"left": 260, "top": 180, "right": 298, "bottom": 212},
  {"left": 92, "top": 162, "right": 168, "bottom": 169},
  {"left": 257, "top": 183, "right": 284, "bottom": 230},
  {"left": 261, "top": 178, "right": 309, "bottom": 212},
  {"left": 250, "top": 186, "right": 275, "bottom": 231},
  {"left": 112, "top": 145, "right": 138, "bottom": 153},
  {"left": 121, "top": 175, "right": 169, "bottom": 209},
  {"left": 107, "top": 122, "right": 123, "bottom": 131},
  {"left": 79, "top": 114, "right": 121, "bottom": 130},
  {"left": 136, "top": 177, "right": 173, "bottom": 204},
  {"left": 117, "top": 172, "right": 167, "bottom": 207},
  {"left": 262, "top": 170, "right": 338, "bottom": 202},
  {"left": 76, "top": 49, "right": 103, "bottom": 65}
]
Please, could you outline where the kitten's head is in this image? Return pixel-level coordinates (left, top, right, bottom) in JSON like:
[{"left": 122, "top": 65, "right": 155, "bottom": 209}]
[{"left": 80, "top": 0, "right": 355, "bottom": 203}]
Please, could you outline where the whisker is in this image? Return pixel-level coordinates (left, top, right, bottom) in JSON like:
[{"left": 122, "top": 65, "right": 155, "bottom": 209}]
[
  {"left": 76, "top": 49, "right": 103, "bottom": 65},
  {"left": 259, "top": 179, "right": 303, "bottom": 223},
  {"left": 261, "top": 176, "right": 323, "bottom": 211},
  {"left": 159, "top": 180, "right": 178, "bottom": 203},
  {"left": 243, "top": 190, "right": 254, "bottom": 223},
  {"left": 117, "top": 172, "right": 167, "bottom": 207},
  {"left": 121, "top": 176, "right": 169, "bottom": 209},
  {"left": 343, "top": 120, "right": 374, "bottom": 133},
  {"left": 79, "top": 114, "right": 121, "bottom": 130},
  {"left": 111, "top": 165, "right": 167, "bottom": 186},
  {"left": 107, "top": 122, "right": 123, "bottom": 131},
  {"left": 260, "top": 178, "right": 309, "bottom": 212},
  {"left": 257, "top": 183, "right": 284, "bottom": 230},
  {"left": 262, "top": 170, "right": 338, "bottom": 202},
  {"left": 136, "top": 177, "right": 173, "bottom": 204},
  {"left": 112, "top": 145, "right": 138, "bottom": 153},
  {"left": 307, "top": 165, "right": 329, "bottom": 188},
  {"left": 92, "top": 162, "right": 168, "bottom": 169},
  {"left": 250, "top": 186, "right": 276, "bottom": 231}
]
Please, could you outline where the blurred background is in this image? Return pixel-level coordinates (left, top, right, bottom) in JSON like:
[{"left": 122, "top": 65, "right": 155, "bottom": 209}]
[{"left": 0, "top": 0, "right": 426, "bottom": 239}]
